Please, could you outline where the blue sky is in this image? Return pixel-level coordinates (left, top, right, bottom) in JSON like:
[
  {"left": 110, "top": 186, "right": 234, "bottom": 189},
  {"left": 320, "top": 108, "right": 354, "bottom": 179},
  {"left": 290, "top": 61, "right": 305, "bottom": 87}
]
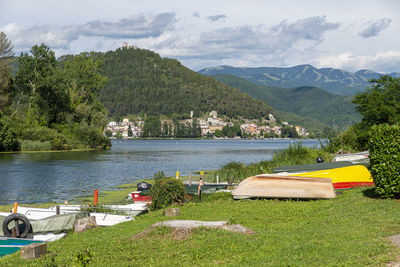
[{"left": 1, "top": 0, "right": 399, "bottom": 73}]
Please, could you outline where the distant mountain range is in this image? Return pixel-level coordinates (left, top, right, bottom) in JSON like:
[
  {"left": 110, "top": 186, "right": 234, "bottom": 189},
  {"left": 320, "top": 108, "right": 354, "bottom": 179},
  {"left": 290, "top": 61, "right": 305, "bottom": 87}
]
[
  {"left": 198, "top": 65, "right": 400, "bottom": 95},
  {"left": 212, "top": 74, "right": 360, "bottom": 132}
]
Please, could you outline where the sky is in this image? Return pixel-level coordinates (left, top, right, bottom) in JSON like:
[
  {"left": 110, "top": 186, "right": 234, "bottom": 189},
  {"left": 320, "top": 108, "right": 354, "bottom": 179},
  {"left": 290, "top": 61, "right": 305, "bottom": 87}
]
[{"left": 1, "top": 0, "right": 399, "bottom": 73}]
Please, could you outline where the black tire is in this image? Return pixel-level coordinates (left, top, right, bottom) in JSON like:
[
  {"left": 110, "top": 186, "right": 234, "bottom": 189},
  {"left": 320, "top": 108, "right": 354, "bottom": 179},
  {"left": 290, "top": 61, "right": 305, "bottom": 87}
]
[{"left": 2, "top": 213, "right": 32, "bottom": 238}]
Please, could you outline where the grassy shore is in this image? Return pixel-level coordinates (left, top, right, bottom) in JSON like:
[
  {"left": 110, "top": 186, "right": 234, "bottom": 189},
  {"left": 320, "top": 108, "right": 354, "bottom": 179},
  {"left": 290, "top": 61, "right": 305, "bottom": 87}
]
[
  {"left": 1, "top": 144, "right": 399, "bottom": 266},
  {"left": 1, "top": 188, "right": 399, "bottom": 266}
]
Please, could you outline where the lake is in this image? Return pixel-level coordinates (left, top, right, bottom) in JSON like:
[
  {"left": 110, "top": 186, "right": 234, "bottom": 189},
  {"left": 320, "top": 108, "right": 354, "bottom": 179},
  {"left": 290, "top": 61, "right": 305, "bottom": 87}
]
[{"left": 0, "top": 139, "right": 322, "bottom": 204}]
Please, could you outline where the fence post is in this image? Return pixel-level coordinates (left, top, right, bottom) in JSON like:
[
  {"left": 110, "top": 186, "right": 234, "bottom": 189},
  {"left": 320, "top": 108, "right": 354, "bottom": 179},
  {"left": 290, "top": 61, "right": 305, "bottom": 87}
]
[
  {"left": 94, "top": 189, "right": 98, "bottom": 206},
  {"left": 13, "top": 202, "right": 18, "bottom": 213}
]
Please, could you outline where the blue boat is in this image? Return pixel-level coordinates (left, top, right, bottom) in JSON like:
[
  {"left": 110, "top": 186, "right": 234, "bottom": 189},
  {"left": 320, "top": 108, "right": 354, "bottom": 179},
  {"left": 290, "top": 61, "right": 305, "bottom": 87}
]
[{"left": 0, "top": 237, "right": 43, "bottom": 257}]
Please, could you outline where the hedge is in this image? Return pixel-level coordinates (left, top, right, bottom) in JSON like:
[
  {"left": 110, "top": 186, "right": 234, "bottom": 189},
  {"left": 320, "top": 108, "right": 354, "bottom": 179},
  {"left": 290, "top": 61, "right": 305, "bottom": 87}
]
[{"left": 369, "top": 124, "right": 400, "bottom": 198}]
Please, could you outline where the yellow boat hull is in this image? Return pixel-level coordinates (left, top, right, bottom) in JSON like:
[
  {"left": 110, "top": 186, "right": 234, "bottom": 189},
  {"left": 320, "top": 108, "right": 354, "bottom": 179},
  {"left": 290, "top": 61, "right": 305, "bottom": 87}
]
[{"left": 290, "top": 165, "right": 373, "bottom": 189}]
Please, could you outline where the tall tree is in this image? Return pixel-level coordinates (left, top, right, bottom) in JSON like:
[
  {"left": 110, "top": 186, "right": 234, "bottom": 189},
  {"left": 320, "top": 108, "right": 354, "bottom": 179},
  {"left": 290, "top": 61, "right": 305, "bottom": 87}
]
[
  {"left": 15, "top": 44, "right": 69, "bottom": 126},
  {"left": 0, "top": 32, "right": 14, "bottom": 113},
  {"left": 60, "top": 54, "right": 108, "bottom": 129},
  {"left": 142, "top": 116, "right": 161, "bottom": 137}
]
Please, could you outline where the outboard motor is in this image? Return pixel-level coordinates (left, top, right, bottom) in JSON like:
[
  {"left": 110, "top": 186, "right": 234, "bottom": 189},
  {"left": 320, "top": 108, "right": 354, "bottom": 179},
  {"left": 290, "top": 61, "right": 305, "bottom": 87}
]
[
  {"left": 137, "top": 182, "right": 152, "bottom": 191},
  {"left": 316, "top": 156, "right": 324, "bottom": 163}
]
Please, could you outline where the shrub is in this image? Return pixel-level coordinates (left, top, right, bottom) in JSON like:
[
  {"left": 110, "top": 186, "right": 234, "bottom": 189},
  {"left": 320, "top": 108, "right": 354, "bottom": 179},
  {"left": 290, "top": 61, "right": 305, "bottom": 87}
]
[
  {"left": 368, "top": 124, "right": 400, "bottom": 198},
  {"left": 153, "top": 171, "right": 166, "bottom": 180},
  {"left": 0, "top": 114, "right": 19, "bottom": 151},
  {"left": 73, "top": 122, "right": 111, "bottom": 149},
  {"left": 19, "top": 126, "right": 70, "bottom": 150},
  {"left": 150, "top": 177, "right": 185, "bottom": 210}
]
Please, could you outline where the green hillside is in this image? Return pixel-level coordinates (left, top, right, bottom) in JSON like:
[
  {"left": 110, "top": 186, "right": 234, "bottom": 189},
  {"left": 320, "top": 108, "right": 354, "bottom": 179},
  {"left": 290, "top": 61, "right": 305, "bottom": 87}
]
[
  {"left": 213, "top": 74, "right": 361, "bottom": 131},
  {"left": 89, "top": 48, "right": 275, "bottom": 119}
]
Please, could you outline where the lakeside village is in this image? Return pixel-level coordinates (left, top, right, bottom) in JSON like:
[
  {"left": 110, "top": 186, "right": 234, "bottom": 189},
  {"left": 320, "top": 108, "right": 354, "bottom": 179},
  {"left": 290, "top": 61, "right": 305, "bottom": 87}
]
[{"left": 104, "top": 111, "right": 310, "bottom": 139}]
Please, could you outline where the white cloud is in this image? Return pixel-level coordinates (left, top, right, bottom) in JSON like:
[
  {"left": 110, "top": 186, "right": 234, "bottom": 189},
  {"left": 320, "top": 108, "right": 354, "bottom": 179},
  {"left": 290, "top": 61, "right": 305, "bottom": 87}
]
[
  {"left": 1, "top": 13, "right": 176, "bottom": 51},
  {"left": 359, "top": 18, "right": 392, "bottom": 38},
  {"left": 161, "top": 16, "right": 340, "bottom": 68},
  {"left": 314, "top": 51, "right": 400, "bottom": 73}
]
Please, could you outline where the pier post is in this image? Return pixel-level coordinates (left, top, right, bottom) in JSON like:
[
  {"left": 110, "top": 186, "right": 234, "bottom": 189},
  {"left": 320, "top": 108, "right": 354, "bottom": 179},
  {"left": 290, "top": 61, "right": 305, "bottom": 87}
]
[{"left": 94, "top": 189, "right": 98, "bottom": 206}]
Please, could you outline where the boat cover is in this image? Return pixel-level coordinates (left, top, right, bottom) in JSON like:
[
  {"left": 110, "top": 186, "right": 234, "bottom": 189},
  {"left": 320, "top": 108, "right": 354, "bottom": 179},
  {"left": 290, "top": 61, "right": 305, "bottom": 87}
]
[{"left": 0, "top": 212, "right": 90, "bottom": 235}]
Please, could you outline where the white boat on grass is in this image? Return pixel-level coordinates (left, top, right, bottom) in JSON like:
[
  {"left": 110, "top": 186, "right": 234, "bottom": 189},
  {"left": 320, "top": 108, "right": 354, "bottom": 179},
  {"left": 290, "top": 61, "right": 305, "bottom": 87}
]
[{"left": 9, "top": 203, "right": 148, "bottom": 227}]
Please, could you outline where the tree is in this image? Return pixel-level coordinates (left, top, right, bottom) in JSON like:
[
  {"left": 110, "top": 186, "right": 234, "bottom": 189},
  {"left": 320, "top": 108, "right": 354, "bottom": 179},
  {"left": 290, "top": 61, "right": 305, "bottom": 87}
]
[
  {"left": 281, "top": 125, "right": 299, "bottom": 138},
  {"left": 142, "top": 116, "right": 161, "bottom": 137},
  {"left": 61, "top": 54, "right": 108, "bottom": 109},
  {"left": 214, "top": 129, "right": 224, "bottom": 138},
  {"left": 15, "top": 44, "right": 69, "bottom": 126},
  {"left": 0, "top": 32, "right": 14, "bottom": 113},
  {"left": 105, "top": 130, "right": 113, "bottom": 137},
  {"left": 351, "top": 76, "right": 400, "bottom": 149},
  {"left": 128, "top": 125, "right": 133, "bottom": 137},
  {"left": 353, "top": 76, "right": 400, "bottom": 127}
]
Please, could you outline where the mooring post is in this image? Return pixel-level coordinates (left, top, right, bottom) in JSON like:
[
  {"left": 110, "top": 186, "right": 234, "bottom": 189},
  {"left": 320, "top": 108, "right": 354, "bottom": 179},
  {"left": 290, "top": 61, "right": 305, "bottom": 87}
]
[
  {"left": 13, "top": 202, "right": 18, "bottom": 213},
  {"left": 198, "top": 171, "right": 204, "bottom": 199},
  {"left": 94, "top": 189, "right": 98, "bottom": 206},
  {"left": 56, "top": 205, "right": 60, "bottom": 215}
]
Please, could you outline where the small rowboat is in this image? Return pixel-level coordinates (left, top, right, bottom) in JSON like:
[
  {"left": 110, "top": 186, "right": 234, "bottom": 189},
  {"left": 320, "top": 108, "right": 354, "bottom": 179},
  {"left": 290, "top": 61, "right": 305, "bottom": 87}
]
[{"left": 232, "top": 175, "right": 335, "bottom": 200}]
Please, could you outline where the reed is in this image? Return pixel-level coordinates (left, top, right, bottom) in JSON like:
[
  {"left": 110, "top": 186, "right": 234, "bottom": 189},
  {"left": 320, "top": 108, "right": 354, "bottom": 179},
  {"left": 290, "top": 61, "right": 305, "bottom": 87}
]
[
  {"left": 19, "top": 139, "right": 52, "bottom": 151},
  {"left": 216, "top": 143, "right": 332, "bottom": 183}
]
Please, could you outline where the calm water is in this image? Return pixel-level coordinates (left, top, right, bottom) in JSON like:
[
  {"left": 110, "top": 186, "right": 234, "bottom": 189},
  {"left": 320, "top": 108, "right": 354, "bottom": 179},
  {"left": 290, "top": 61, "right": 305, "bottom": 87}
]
[{"left": 0, "top": 139, "right": 321, "bottom": 204}]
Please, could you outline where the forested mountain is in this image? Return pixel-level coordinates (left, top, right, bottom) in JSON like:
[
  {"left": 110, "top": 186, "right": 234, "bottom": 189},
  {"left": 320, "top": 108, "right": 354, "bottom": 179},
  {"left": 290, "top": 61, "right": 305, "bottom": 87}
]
[
  {"left": 212, "top": 74, "right": 360, "bottom": 131},
  {"left": 88, "top": 47, "right": 274, "bottom": 119},
  {"left": 199, "top": 65, "right": 400, "bottom": 95}
]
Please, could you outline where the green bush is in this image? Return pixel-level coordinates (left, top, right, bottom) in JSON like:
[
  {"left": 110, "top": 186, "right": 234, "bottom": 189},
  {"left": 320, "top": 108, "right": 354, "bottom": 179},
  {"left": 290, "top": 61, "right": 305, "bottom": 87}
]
[
  {"left": 150, "top": 177, "right": 185, "bottom": 210},
  {"left": 0, "top": 114, "right": 19, "bottom": 151},
  {"left": 20, "top": 126, "right": 70, "bottom": 150},
  {"left": 368, "top": 124, "right": 400, "bottom": 198},
  {"left": 73, "top": 122, "right": 111, "bottom": 149},
  {"left": 323, "top": 124, "right": 368, "bottom": 153}
]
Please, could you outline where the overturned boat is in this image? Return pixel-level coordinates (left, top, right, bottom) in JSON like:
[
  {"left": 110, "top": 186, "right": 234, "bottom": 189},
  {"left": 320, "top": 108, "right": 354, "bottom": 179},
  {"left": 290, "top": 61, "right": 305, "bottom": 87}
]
[
  {"left": 232, "top": 175, "right": 335, "bottom": 200},
  {"left": 288, "top": 165, "right": 373, "bottom": 189},
  {"left": 272, "top": 161, "right": 367, "bottom": 174}
]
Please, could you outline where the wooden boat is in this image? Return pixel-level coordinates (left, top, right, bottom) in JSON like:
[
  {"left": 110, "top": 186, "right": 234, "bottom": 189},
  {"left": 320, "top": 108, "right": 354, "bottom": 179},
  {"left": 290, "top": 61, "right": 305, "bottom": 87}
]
[
  {"left": 289, "top": 165, "right": 373, "bottom": 189},
  {"left": 232, "top": 175, "right": 335, "bottom": 200}
]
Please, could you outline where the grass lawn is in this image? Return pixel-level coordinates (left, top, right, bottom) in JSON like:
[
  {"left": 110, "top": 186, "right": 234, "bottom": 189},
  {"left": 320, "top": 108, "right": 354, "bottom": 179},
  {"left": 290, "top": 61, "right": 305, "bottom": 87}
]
[{"left": 1, "top": 188, "right": 400, "bottom": 266}]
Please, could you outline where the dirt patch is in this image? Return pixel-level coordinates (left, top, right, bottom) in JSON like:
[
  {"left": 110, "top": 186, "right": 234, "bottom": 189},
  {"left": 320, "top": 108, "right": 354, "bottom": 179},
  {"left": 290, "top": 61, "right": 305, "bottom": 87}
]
[
  {"left": 387, "top": 235, "right": 400, "bottom": 267},
  {"left": 131, "top": 220, "right": 254, "bottom": 241},
  {"left": 131, "top": 226, "right": 192, "bottom": 241},
  {"left": 170, "top": 228, "right": 193, "bottom": 241}
]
